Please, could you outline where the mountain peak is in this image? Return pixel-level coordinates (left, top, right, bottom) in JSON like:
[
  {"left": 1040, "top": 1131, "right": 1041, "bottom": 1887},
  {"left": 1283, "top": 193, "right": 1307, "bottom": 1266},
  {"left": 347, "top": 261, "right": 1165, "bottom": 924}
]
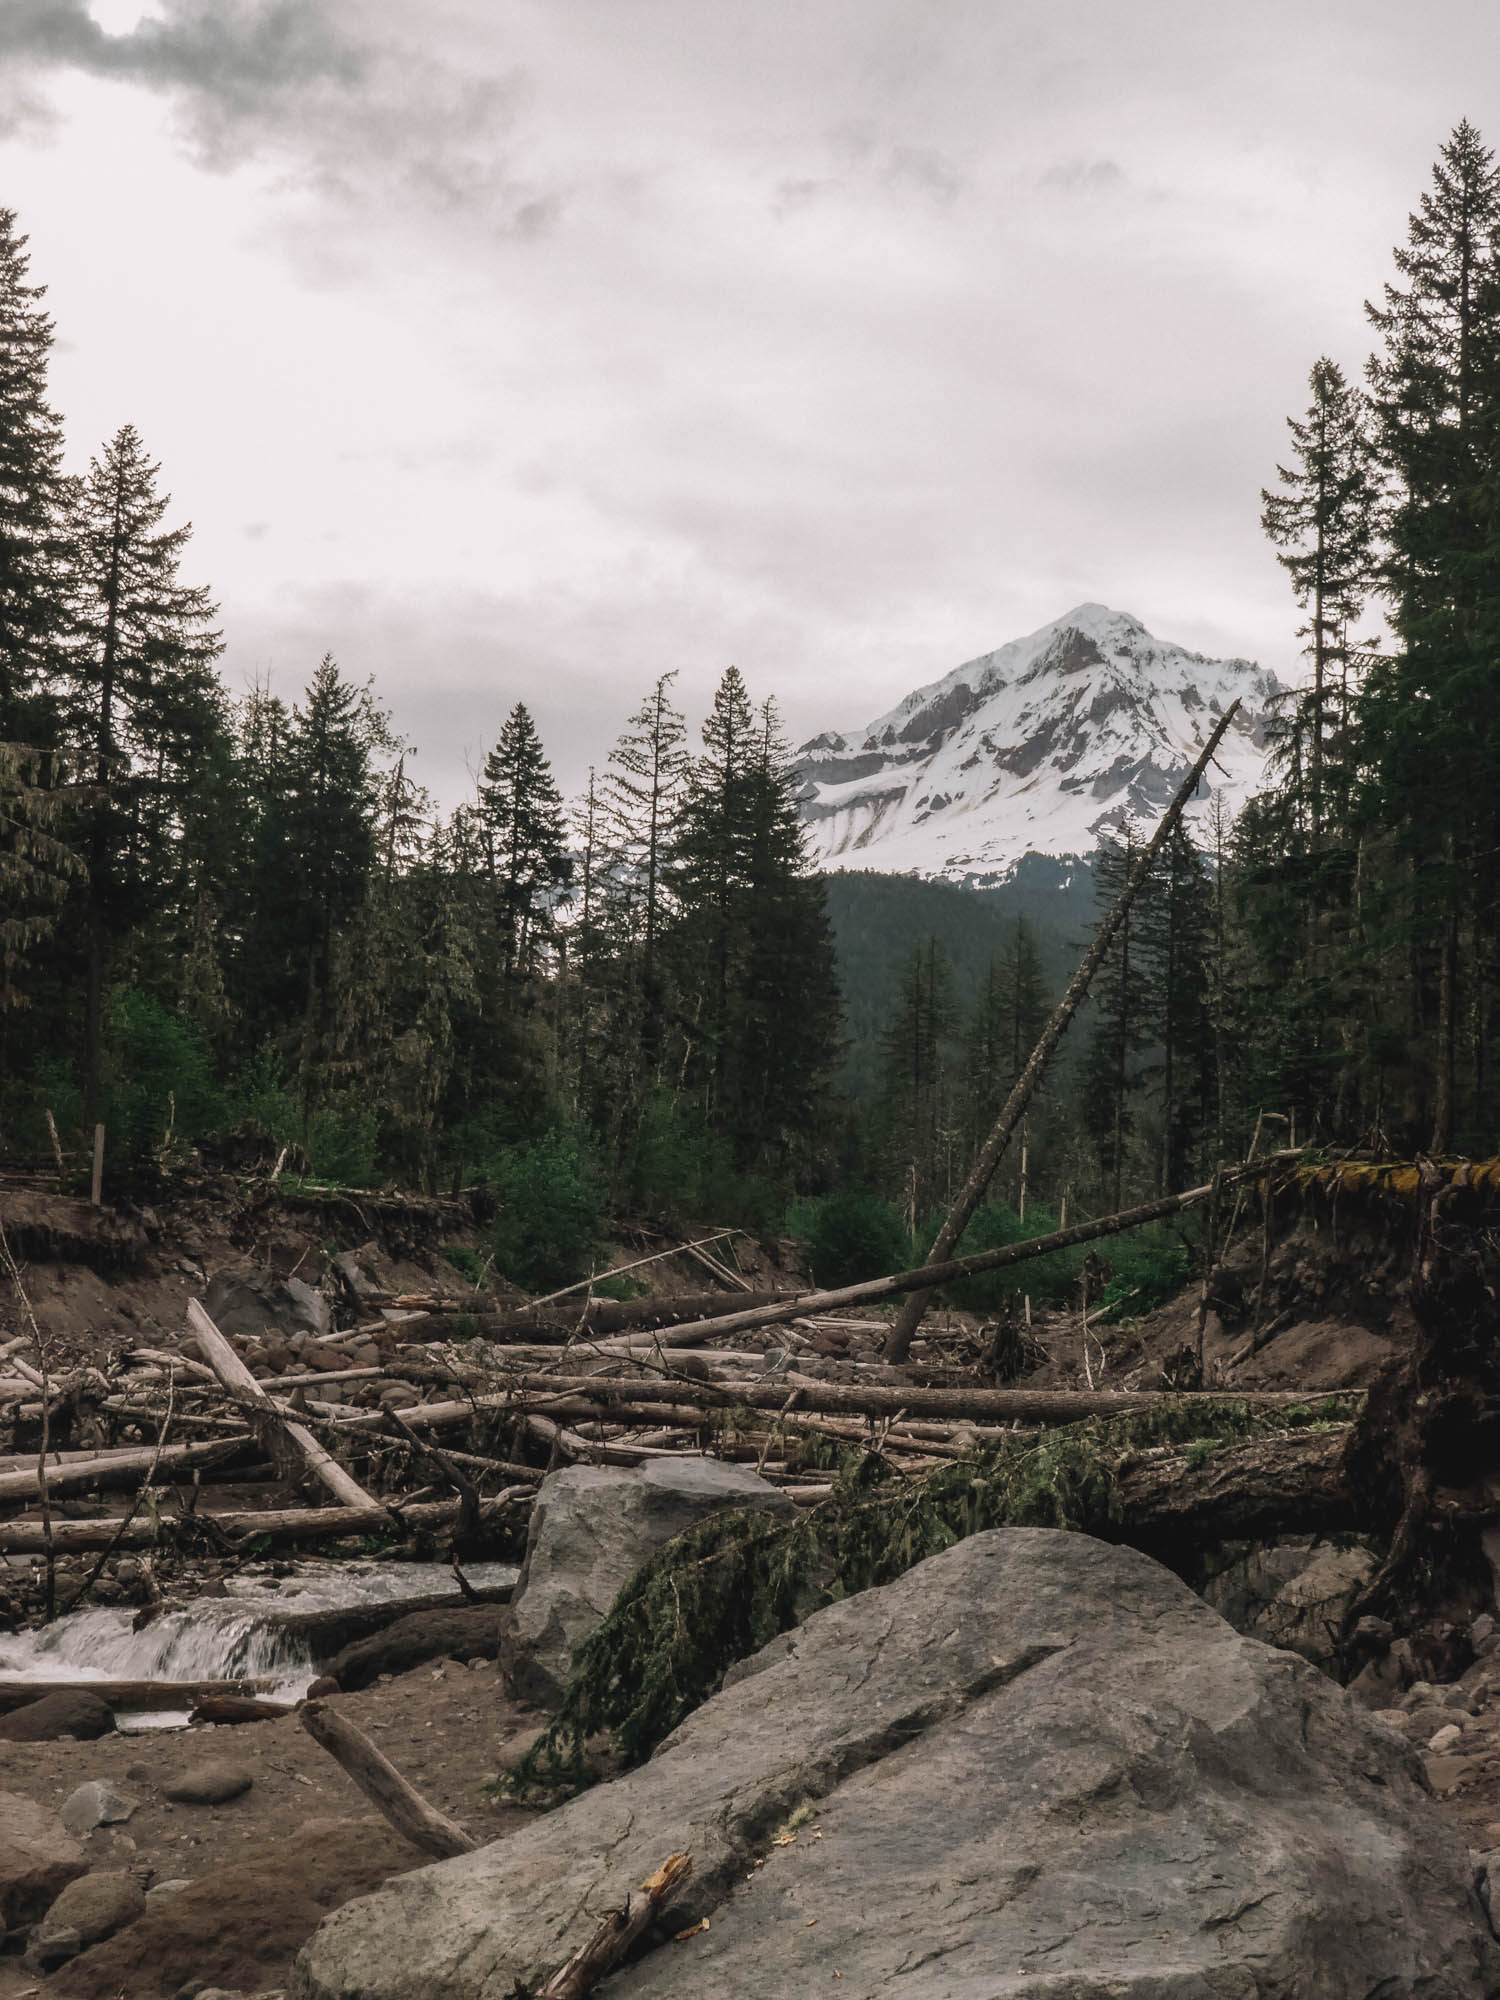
[{"left": 794, "top": 608, "right": 1281, "bottom": 885}]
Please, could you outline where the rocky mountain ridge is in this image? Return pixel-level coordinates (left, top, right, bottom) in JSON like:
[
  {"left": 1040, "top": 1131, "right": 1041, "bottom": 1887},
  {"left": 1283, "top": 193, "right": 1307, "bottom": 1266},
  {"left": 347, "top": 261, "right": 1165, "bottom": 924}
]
[{"left": 794, "top": 603, "right": 1283, "bottom": 883}]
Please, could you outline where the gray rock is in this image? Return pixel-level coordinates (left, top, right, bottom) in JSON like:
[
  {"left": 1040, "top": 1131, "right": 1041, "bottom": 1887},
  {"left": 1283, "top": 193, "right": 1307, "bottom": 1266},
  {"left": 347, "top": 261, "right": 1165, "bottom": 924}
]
[
  {"left": 0, "top": 1792, "right": 87, "bottom": 1930},
  {"left": 291, "top": 1529, "right": 1500, "bottom": 2000},
  {"left": 38, "top": 1867, "right": 146, "bottom": 1947},
  {"left": 0, "top": 1688, "right": 115, "bottom": 1741},
  {"left": 162, "top": 1761, "right": 254, "bottom": 1805},
  {"left": 25, "top": 1921, "right": 83, "bottom": 1972},
  {"left": 500, "top": 1459, "right": 796, "bottom": 1706},
  {"left": 204, "top": 1260, "right": 329, "bottom": 1342},
  {"left": 60, "top": 1780, "right": 137, "bottom": 1834},
  {"left": 1200, "top": 1532, "right": 1379, "bottom": 1669},
  {"left": 286, "top": 1275, "right": 332, "bottom": 1338},
  {"left": 146, "top": 1877, "right": 194, "bottom": 1904}
]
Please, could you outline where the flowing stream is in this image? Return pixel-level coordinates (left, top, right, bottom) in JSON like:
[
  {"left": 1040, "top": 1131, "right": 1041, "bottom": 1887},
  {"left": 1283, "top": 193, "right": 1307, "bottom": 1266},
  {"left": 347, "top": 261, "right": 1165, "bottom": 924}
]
[{"left": 0, "top": 1559, "right": 517, "bottom": 1728}]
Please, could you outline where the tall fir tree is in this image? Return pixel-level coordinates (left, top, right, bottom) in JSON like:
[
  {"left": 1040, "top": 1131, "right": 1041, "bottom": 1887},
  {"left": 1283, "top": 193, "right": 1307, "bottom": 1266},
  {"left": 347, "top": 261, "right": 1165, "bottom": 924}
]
[
  {"left": 244, "top": 656, "right": 385, "bottom": 1118},
  {"left": 1080, "top": 826, "right": 1156, "bottom": 1209},
  {"left": 1261, "top": 357, "right": 1380, "bottom": 840},
  {"left": 602, "top": 672, "right": 688, "bottom": 1013},
  {"left": 1139, "top": 825, "right": 1216, "bottom": 1191},
  {"left": 1362, "top": 119, "right": 1500, "bottom": 1148},
  {"left": 475, "top": 702, "right": 571, "bottom": 993},
  {"left": 966, "top": 917, "right": 1049, "bottom": 1186},
  {"left": 0, "top": 210, "right": 71, "bottom": 745},
  {"left": 67, "top": 423, "right": 224, "bottom": 1125},
  {"left": 876, "top": 935, "right": 959, "bottom": 1224}
]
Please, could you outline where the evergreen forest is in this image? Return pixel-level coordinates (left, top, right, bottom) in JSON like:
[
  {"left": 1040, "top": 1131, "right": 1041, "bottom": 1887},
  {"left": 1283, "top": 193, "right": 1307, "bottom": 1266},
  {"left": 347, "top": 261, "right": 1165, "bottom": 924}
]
[{"left": 3, "top": 123, "right": 1499, "bottom": 1298}]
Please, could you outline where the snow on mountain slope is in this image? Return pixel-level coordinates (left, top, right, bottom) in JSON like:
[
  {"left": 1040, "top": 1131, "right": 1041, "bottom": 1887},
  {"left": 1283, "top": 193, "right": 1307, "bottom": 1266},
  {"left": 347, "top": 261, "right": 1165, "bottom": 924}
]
[{"left": 793, "top": 604, "right": 1282, "bottom": 883}]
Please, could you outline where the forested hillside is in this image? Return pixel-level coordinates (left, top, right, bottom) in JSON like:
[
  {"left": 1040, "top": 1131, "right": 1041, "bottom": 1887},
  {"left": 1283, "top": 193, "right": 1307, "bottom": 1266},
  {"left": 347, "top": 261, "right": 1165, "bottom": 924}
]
[{"left": 3, "top": 122, "right": 1500, "bottom": 1296}]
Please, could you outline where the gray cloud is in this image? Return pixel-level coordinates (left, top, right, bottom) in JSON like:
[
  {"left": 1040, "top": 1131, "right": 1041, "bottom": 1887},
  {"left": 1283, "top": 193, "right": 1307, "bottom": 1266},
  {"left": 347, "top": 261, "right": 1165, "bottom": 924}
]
[
  {"left": 2, "top": 0, "right": 559, "bottom": 234},
  {"left": 9, "top": 0, "right": 1500, "bottom": 817},
  {"left": 1038, "top": 157, "right": 1124, "bottom": 195},
  {"left": 0, "top": 0, "right": 361, "bottom": 107}
]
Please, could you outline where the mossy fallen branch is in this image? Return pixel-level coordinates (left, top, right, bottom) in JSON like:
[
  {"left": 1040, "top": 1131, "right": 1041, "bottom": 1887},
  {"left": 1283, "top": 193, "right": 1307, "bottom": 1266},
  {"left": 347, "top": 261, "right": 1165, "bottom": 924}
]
[{"left": 509, "top": 1396, "right": 1354, "bottom": 1801}]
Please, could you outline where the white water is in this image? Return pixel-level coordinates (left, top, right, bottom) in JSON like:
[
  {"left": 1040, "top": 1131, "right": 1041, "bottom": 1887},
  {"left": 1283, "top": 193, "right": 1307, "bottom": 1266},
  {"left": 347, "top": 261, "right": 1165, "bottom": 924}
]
[{"left": 0, "top": 1560, "right": 517, "bottom": 1728}]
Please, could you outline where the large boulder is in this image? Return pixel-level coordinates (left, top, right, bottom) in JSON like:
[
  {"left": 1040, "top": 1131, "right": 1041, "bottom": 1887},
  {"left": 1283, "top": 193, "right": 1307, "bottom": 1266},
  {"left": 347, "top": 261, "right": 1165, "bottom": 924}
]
[
  {"left": 203, "top": 1259, "right": 330, "bottom": 1343},
  {"left": 0, "top": 1793, "right": 87, "bottom": 1932},
  {"left": 31, "top": 1870, "right": 145, "bottom": 1963},
  {"left": 500, "top": 1459, "right": 795, "bottom": 1706},
  {"left": 0, "top": 1689, "right": 115, "bottom": 1742},
  {"left": 293, "top": 1529, "right": 1500, "bottom": 2000}
]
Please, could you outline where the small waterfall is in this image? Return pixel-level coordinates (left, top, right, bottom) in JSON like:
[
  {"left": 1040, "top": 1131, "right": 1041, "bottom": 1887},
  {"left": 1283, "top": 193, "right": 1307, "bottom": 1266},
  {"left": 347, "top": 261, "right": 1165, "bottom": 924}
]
[{"left": 0, "top": 1559, "right": 516, "bottom": 1725}]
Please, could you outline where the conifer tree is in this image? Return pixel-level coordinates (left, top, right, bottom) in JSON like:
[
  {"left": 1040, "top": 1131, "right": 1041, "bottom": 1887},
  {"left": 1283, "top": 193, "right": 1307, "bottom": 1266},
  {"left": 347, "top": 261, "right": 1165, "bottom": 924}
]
[
  {"left": 1261, "top": 358, "right": 1379, "bottom": 839},
  {"left": 1080, "top": 827, "right": 1156, "bottom": 1209},
  {"left": 966, "top": 917, "right": 1048, "bottom": 1185},
  {"left": 67, "top": 423, "right": 224, "bottom": 1124},
  {"left": 0, "top": 210, "right": 71, "bottom": 744},
  {"left": 475, "top": 702, "right": 571, "bottom": 992},
  {"left": 674, "top": 665, "right": 756, "bottom": 1086},
  {"left": 603, "top": 672, "right": 688, "bottom": 1012},
  {"left": 877, "top": 936, "right": 959, "bottom": 1222},
  {"left": 720, "top": 699, "right": 841, "bottom": 1170},
  {"left": 1363, "top": 122, "right": 1500, "bottom": 1147},
  {"left": 247, "top": 656, "right": 386, "bottom": 1116},
  {"left": 1140, "top": 825, "right": 1216, "bottom": 1190}
]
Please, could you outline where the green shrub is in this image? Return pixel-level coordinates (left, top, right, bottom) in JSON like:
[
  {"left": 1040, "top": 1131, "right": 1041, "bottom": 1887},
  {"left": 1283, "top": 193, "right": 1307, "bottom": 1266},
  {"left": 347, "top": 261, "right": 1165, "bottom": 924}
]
[
  {"left": 224, "top": 1047, "right": 380, "bottom": 1186},
  {"left": 103, "top": 987, "right": 225, "bottom": 1168},
  {"left": 441, "top": 1244, "right": 488, "bottom": 1287},
  {"left": 934, "top": 1202, "right": 1083, "bottom": 1312},
  {"left": 302, "top": 1105, "right": 380, "bottom": 1186},
  {"left": 589, "top": 1272, "right": 645, "bottom": 1302},
  {"left": 1092, "top": 1236, "right": 1191, "bottom": 1322},
  {"left": 785, "top": 1189, "right": 911, "bottom": 1289},
  {"left": 486, "top": 1134, "right": 605, "bottom": 1293}
]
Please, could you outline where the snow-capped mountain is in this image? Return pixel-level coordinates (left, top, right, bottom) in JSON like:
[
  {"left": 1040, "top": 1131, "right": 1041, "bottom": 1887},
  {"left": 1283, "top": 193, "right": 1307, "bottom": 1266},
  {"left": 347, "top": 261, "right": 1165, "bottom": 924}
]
[{"left": 794, "top": 604, "right": 1282, "bottom": 884}]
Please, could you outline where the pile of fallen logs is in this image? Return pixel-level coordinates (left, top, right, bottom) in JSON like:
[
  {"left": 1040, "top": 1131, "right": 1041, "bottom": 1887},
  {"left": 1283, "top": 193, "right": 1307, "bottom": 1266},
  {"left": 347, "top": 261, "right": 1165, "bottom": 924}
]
[{"left": 0, "top": 1165, "right": 1364, "bottom": 1576}]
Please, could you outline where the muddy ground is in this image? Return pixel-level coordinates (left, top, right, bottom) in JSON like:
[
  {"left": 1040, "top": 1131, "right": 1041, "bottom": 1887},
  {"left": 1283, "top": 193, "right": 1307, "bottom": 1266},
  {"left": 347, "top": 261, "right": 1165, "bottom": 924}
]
[{"left": 0, "top": 1651, "right": 545, "bottom": 2000}]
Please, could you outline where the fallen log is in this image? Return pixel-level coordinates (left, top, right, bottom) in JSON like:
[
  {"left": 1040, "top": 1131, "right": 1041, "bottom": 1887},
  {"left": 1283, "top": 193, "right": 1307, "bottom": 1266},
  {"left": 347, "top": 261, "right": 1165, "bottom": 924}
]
[
  {"left": 885, "top": 701, "right": 1241, "bottom": 1363},
  {"left": 465, "top": 1370, "right": 1324, "bottom": 1425},
  {"left": 593, "top": 1184, "right": 1233, "bottom": 1356},
  {"left": 525, "top": 1412, "right": 705, "bottom": 1467},
  {"left": 189, "top": 1694, "right": 297, "bottom": 1725},
  {"left": 0, "top": 1433, "right": 253, "bottom": 1504},
  {"left": 187, "top": 1299, "right": 379, "bottom": 1512},
  {"left": 0, "top": 1675, "right": 279, "bottom": 1714},
  {"left": 299, "top": 1699, "right": 477, "bottom": 1859},
  {"left": 1114, "top": 1424, "right": 1356, "bottom": 1543},
  {"left": 268, "top": 1582, "right": 516, "bottom": 1662},
  {"left": 396, "top": 1288, "right": 799, "bottom": 1343},
  {"left": 0, "top": 1492, "right": 529, "bottom": 1554}
]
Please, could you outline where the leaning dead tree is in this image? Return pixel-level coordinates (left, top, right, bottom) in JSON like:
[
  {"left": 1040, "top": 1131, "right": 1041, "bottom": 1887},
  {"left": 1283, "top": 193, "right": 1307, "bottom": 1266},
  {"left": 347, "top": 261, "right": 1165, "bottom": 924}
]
[{"left": 884, "top": 701, "right": 1241, "bottom": 1362}]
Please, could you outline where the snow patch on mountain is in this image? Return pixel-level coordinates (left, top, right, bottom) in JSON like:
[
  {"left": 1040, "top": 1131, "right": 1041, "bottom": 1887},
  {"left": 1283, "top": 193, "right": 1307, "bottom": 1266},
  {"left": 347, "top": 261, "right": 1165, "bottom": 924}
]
[{"left": 794, "top": 604, "right": 1281, "bottom": 883}]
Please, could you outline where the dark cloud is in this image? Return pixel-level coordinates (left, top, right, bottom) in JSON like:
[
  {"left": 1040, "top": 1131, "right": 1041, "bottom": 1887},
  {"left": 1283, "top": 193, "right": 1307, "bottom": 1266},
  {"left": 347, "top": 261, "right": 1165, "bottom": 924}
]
[
  {"left": 1, "top": 0, "right": 561, "bottom": 234},
  {"left": 0, "top": 0, "right": 361, "bottom": 106}
]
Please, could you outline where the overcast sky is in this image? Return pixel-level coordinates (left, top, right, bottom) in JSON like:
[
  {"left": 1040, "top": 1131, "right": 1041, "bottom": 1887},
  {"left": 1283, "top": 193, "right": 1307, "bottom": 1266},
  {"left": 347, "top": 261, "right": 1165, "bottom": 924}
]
[{"left": 3, "top": 0, "right": 1495, "bottom": 804}]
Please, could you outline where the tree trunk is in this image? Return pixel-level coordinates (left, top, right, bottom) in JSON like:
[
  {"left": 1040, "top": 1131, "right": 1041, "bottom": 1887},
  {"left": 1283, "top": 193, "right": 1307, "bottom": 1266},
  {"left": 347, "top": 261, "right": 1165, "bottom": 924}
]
[
  {"left": 884, "top": 704, "right": 1241, "bottom": 1362},
  {"left": 299, "top": 1700, "right": 476, "bottom": 1858}
]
